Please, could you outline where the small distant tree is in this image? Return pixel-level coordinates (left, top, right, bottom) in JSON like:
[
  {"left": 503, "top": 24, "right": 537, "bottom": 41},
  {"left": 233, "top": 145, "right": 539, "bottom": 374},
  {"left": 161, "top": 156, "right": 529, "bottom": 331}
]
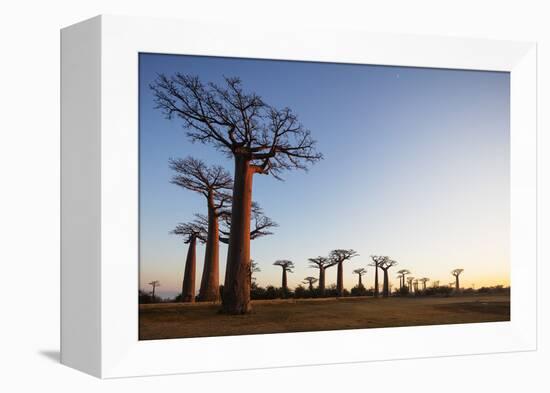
[
  {"left": 379, "top": 258, "right": 398, "bottom": 297},
  {"left": 419, "top": 277, "right": 430, "bottom": 291},
  {"left": 353, "top": 268, "right": 367, "bottom": 288},
  {"left": 308, "top": 256, "right": 336, "bottom": 296},
  {"left": 148, "top": 280, "right": 160, "bottom": 302},
  {"left": 273, "top": 260, "right": 295, "bottom": 295},
  {"left": 250, "top": 260, "right": 261, "bottom": 284},
  {"left": 407, "top": 276, "right": 415, "bottom": 293},
  {"left": 432, "top": 280, "right": 440, "bottom": 288},
  {"left": 170, "top": 157, "right": 232, "bottom": 302},
  {"left": 329, "top": 249, "right": 359, "bottom": 296},
  {"left": 303, "top": 276, "right": 318, "bottom": 291},
  {"left": 452, "top": 269, "right": 464, "bottom": 291},
  {"left": 397, "top": 269, "right": 411, "bottom": 289},
  {"left": 413, "top": 279, "right": 419, "bottom": 293},
  {"left": 369, "top": 255, "right": 389, "bottom": 297},
  {"left": 172, "top": 220, "right": 206, "bottom": 302}
]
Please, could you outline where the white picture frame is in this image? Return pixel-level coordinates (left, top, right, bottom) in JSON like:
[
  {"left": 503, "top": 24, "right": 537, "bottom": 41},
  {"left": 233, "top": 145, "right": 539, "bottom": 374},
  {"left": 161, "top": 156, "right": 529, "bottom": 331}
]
[{"left": 61, "top": 14, "right": 537, "bottom": 378}]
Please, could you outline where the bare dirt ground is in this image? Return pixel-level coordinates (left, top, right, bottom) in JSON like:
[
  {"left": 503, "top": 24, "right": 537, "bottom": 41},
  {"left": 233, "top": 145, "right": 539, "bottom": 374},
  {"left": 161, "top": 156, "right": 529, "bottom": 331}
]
[{"left": 139, "top": 294, "right": 510, "bottom": 340}]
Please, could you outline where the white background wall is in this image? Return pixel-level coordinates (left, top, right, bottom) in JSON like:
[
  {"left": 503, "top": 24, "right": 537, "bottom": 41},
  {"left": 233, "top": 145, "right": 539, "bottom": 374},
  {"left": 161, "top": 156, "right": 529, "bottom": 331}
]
[{"left": 0, "top": 0, "right": 547, "bottom": 390}]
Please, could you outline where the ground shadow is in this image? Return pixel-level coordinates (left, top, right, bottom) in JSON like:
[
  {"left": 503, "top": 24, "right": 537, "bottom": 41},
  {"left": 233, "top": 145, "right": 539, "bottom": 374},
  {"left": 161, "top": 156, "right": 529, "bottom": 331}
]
[{"left": 39, "top": 350, "right": 60, "bottom": 363}]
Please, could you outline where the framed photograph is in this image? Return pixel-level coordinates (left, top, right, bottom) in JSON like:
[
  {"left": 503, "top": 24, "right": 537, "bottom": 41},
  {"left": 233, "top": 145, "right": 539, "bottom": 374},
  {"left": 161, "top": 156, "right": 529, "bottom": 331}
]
[{"left": 61, "top": 15, "right": 537, "bottom": 378}]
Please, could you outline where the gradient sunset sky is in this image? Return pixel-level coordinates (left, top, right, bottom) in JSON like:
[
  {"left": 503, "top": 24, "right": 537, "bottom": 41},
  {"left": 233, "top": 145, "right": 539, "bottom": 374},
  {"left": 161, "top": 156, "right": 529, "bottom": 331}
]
[{"left": 139, "top": 53, "right": 510, "bottom": 299}]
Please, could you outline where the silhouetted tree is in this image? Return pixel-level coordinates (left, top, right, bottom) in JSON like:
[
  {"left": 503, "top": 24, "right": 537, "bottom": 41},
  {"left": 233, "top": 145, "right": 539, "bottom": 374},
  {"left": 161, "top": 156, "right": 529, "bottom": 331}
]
[
  {"left": 148, "top": 280, "right": 160, "bottom": 302},
  {"left": 407, "top": 276, "right": 415, "bottom": 292},
  {"left": 303, "top": 276, "right": 318, "bottom": 291},
  {"left": 397, "top": 269, "right": 411, "bottom": 289},
  {"left": 273, "top": 260, "right": 295, "bottom": 295},
  {"left": 250, "top": 260, "right": 261, "bottom": 283},
  {"left": 151, "top": 74, "right": 322, "bottom": 314},
  {"left": 413, "top": 279, "right": 419, "bottom": 293},
  {"left": 218, "top": 203, "right": 278, "bottom": 243},
  {"left": 369, "top": 255, "right": 388, "bottom": 297},
  {"left": 353, "top": 268, "right": 367, "bottom": 288},
  {"left": 452, "top": 269, "right": 464, "bottom": 291},
  {"left": 378, "top": 258, "right": 398, "bottom": 297},
  {"left": 308, "top": 256, "right": 336, "bottom": 296},
  {"left": 172, "top": 221, "right": 206, "bottom": 302},
  {"left": 419, "top": 277, "right": 430, "bottom": 291},
  {"left": 170, "top": 157, "right": 232, "bottom": 302},
  {"left": 432, "top": 280, "right": 440, "bottom": 288},
  {"left": 329, "top": 249, "right": 358, "bottom": 296}
]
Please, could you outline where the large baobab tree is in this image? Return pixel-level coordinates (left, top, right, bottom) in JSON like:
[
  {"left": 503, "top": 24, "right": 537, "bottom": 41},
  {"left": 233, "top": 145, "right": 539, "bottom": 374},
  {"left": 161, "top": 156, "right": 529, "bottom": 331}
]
[
  {"left": 330, "top": 249, "right": 359, "bottom": 296},
  {"left": 308, "top": 256, "right": 335, "bottom": 296},
  {"left": 152, "top": 74, "right": 322, "bottom": 314},
  {"left": 148, "top": 280, "right": 160, "bottom": 302},
  {"left": 452, "top": 269, "right": 464, "bottom": 291},
  {"left": 273, "top": 260, "right": 295, "bottom": 295},
  {"left": 397, "top": 269, "right": 411, "bottom": 289},
  {"left": 353, "top": 268, "right": 367, "bottom": 288},
  {"left": 413, "top": 279, "right": 419, "bottom": 293},
  {"left": 419, "top": 277, "right": 430, "bottom": 291},
  {"left": 170, "top": 157, "right": 232, "bottom": 302},
  {"left": 303, "top": 276, "right": 318, "bottom": 291},
  {"left": 369, "top": 255, "right": 388, "bottom": 297},
  {"left": 172, "top": 221, "right": 206, "bottom": 302}
]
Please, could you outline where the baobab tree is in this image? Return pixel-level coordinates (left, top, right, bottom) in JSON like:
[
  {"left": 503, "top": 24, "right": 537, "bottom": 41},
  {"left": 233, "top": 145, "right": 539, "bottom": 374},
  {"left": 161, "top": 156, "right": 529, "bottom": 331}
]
[
  {"left": 397, "top": 269, "right": 411, "bottom": 289},
  {"left": 378, "top": 258, "right": 398, "bottom": 297},
  {"left": 330, "top": 249, "right": 359, "bottom": 296},
  {"left": 353, "top": 268, "right": 367, "bottom": 288},
  {"left": 452, "top": 269, "right": 464, "bottom": 291},
  {"left": 413, "top": 279, "right": 419, "bottom": 293},
  {"left": 148, "top": 280, "right": 160, "bottom": 302},
  {"left": 303, "top": 276, "right": 318, "bottom": 291},
  {"left": 151, "top": 74, "right": 322, "bottom": 314},
  {"left": 432, "top": 280, "right": 440, "bottom": 288},
  {"left": 273, "top": 260, "right": 294, "bottom": 295},
  {"left": 308, "top": 256, "right": 335, "bottom": 296},
  {"left": 419, "top": 277, "right": 430, "bottom": 291},
  {"left": 170, "top": 157, "right": 232, "bottom": 302},
  {"left": 369, "top": 255, "right": 389, "bottom": 297},
  {"left": 407, "top": 276, "right": 414, "bottom": 292},
  {"left": 172, "top": 221, "right": 206, "bottom": 302}
]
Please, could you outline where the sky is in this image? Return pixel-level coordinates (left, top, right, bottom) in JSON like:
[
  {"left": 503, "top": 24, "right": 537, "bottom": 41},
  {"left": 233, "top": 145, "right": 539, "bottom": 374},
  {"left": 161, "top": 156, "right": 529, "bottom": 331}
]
[{"left": 139, "top": 53, "right": 510, "bottom": 299}]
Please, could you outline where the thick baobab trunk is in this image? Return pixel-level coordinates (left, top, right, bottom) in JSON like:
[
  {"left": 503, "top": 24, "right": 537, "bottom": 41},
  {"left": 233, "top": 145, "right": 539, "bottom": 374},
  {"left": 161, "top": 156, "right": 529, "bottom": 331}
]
[
  {"left": 374, "top": 266, "right": 379, "bottom": 297},
  {"left": 181, "top": 236, "right": 197, "bottom": 302},
  {"left": 308, "top": 282, "right": 313, "bottom": 291},
  {"left": 358, "top": 274, "right": 363, "bottom": 287},
  {"left": 455, "top": 275, "right": 460, "bottom": 291},
  {"left": 198, "top": 198, "right": 220, "bottom": 301},
  {"left": 222, "top": 155, "right": 253, "bottom": 314},
  {"left": 282, "top": 268, "right": 288, "bottom": 291},
  {"left": 318, "top": 267, "right": 326, "bottom": 296},
  {"left": 337, "top": 262, "right": 344, "bottom": 296},
  {"left": 383, "top": 269, "right": 389, "bottom": 297}
]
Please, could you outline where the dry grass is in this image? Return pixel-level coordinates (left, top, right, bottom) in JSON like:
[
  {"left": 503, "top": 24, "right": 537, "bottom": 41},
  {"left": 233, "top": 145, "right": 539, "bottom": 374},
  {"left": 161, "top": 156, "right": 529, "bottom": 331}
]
[{"left": 139, "top": 294, "right": 510, "bottom": 340}]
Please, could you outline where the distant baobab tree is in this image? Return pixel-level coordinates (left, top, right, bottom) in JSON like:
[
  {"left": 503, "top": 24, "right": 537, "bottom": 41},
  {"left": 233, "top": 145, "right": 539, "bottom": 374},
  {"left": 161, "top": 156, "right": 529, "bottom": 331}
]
[
  {"left": 369, "top": 255, "right": 388, "bottom": 297},
  {"left": 151, "top": 74, "right": 322, "bottom": 314},
  {"left": 308, "top": 256, "right": 336, "bottom": 296},
  {"left": 397, "top": 269, "right": 411, "bottom": 289},
  {"left": 273, "top": 260, "right": 295, "bottom": 294},
  {"left": 419, "top": 277, "right": 430, "bottom": 291},
  {"left": 432, "top": 280, "right": 440, "bottom": 288},
  {"left": 353, "top": 268, "right": 367, "bottom": 288},
  {"left": 172, "top": 221, "right": 206, "bottom": 302},
  {"left": 148, "top": 280, "right": 160, "bottom": 302},
  {"left": 302, "top": 276, "right": 318, "bottom": 291},
  {"left": 407, "top": 276, "right": 414, "bottom": 292},
  {"left": 170, "top": 157, "right": 232, "bottom": 302},
  {"left": 330, "top": 249, "right": 359, "bottom": 296},
  {"left": 413, "top": 279, "right": 419, "bottom": 293},
  {"left": 379, "top": 258, "right": 398, "bottom": 297},
  {"left": 452, "top": 269, "right": 464, "bottom": 291}
]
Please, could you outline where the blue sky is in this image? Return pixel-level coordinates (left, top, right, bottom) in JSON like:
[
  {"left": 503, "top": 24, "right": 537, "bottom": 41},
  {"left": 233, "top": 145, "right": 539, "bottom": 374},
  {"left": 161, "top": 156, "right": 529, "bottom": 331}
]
[{"left": 139, "top": 53, "right": 510, "bottom": 299}]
